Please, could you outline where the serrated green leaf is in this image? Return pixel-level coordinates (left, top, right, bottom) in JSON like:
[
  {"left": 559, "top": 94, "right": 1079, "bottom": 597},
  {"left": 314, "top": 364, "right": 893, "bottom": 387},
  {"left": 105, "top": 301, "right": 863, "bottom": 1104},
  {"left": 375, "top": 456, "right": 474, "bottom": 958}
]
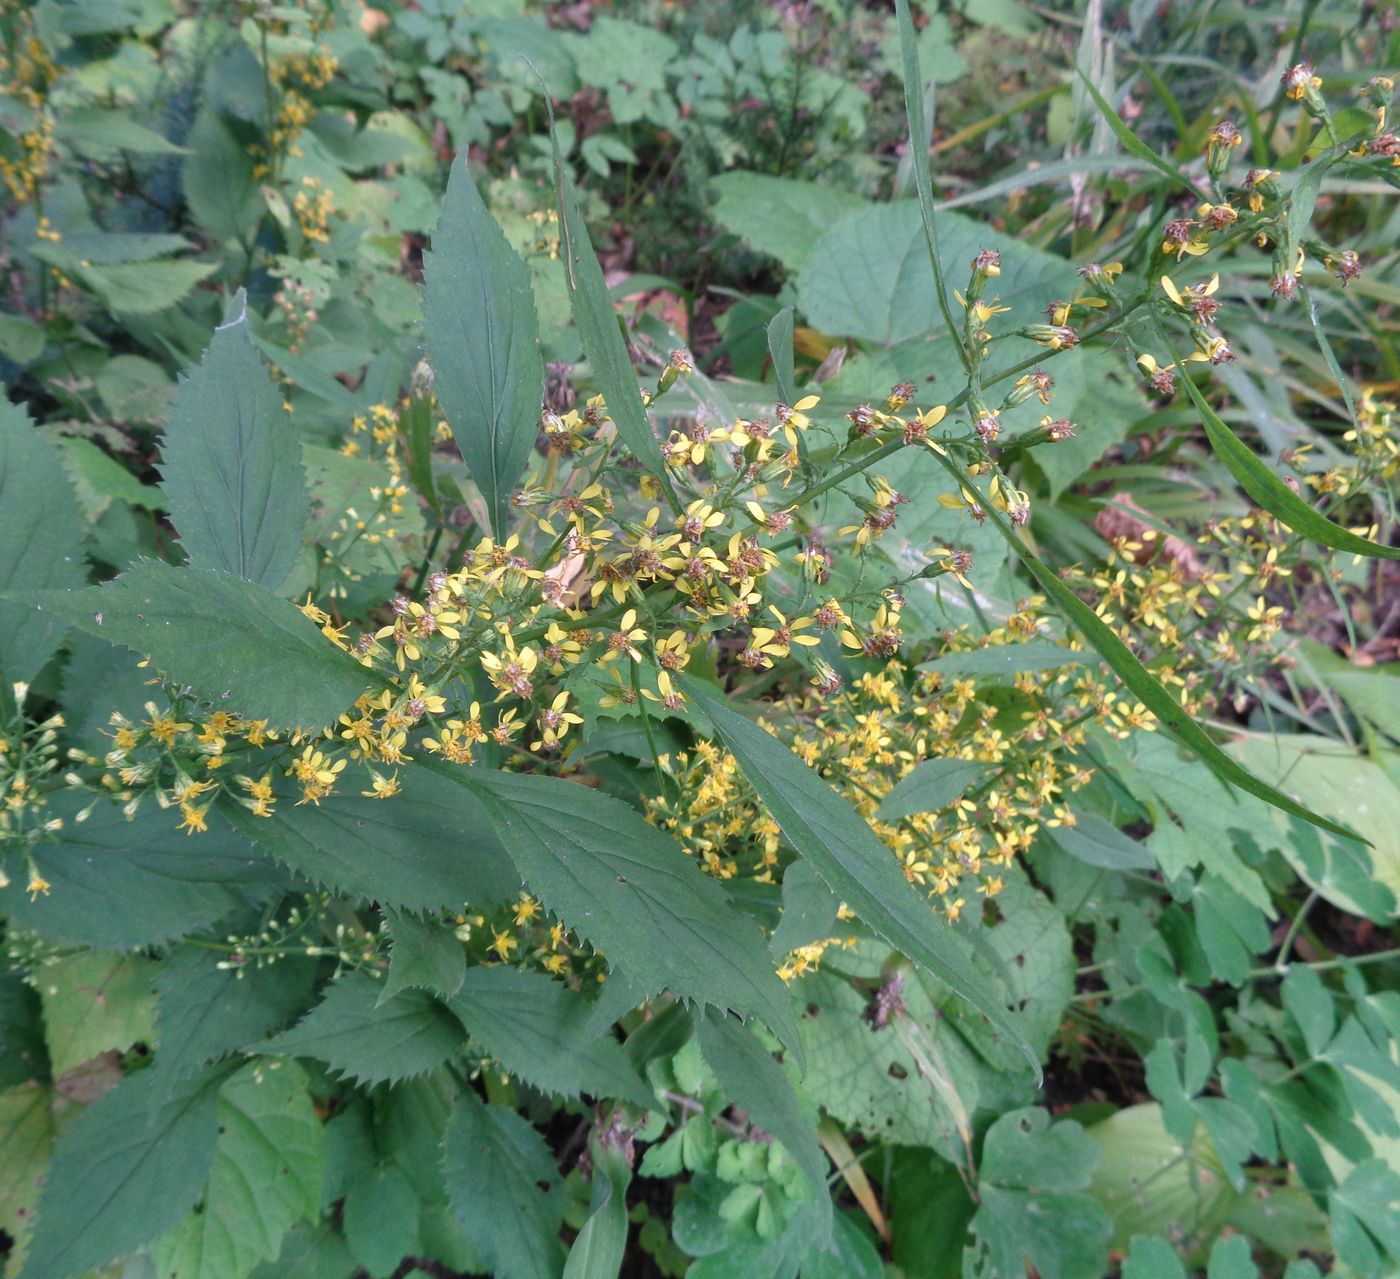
[
  {"left": 876, "top": 758, "right": 991, "bottom": 821},
  {"left": 343, "top": 1163, "right": 420, "bottom": 1278},
  {"left": 257, "top": 970, "right": 463, "bottom": 1086},
  {"left": 22, "top": 1061, "right": 229, "bottom": 1279},
  {"left": 381, "top": 907, "right": 467, "bottom": 1003},
  {"left": 696, "top": 1013, "right": 831, "bottom": 1242},
  {"left": 550, "top": 123, "right": 676, "bottom": 507},
  {"left": 183, "top": 107, "right": 261, "bottom": 243},
  {"left": 0, "top": 394, "right": 85, "bottom": 687},
  {"left": 446, "top": 765, "right": 799, "bottom": 1057},
  {"left": 158, "top": 294, "right": 308, "bottom": 589},
  {"left": 72, "top": 258, "right": 218, "bottom": 317},
  {"left": 441, "top": 1092, "right": 566, "bottom": 1279},
  {"left": 946, "top": 460, "right": 1368, "bottom": 846},
  {"left": 424, "top": 156, "right": 544, "bottom": 538},
  {"left": 221, "top": 766, "right": 519, "bottom": 912},
  {"left": 151, "top": 1062, "right": 324, "bottom": 1279},
  {"left": 1180, "top": 372, "right": 1400, "bottom": 561},
  {"left": 154, "top": 947, "right": 319, "bottom": 1080},
  {"left": 34, "top": 560, "right": 373, "bottom": 731},
  {"left": 39, "top": 950, "right": 156, "bottom": 1077},
  {"left": 59, "top": 108, "right": 189, "bottom": 155},
  {"left": 562, "top": 1140, "right": 631, "bottom": 1279},
  {"left": 709, "top": 173, "right": 867, "bottom": 274},
  {"left": 447, "top": 966, "right": 652, "bottom": 1108},
  {"left": 0, "top": 793, "right": 281, "bottom": 948},
  {"left": 685, "top": 681, "right": 1027, "bottom": 1070}
]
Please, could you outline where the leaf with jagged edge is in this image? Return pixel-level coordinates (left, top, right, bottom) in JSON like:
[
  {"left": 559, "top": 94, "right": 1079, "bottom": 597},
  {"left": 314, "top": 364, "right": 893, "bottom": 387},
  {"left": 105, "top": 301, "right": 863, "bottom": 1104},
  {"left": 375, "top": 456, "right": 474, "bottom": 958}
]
[
  {"left": 151, "top": 1061, "right": 324, "bottom": 1279},
  {"left": 255, "top": 970, "right": 464, "bottom": 1087}
]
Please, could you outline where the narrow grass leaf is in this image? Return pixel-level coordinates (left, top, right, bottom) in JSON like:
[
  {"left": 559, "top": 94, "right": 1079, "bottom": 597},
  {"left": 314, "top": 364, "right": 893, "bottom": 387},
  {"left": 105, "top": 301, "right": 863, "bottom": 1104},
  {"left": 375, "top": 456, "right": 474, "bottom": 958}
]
[
  {"left": 1077, "top": 70, "right": 1206, "bottom": 200},
  {"left": 562, "top": 1141, "right": 632, "bottom": 1279}
]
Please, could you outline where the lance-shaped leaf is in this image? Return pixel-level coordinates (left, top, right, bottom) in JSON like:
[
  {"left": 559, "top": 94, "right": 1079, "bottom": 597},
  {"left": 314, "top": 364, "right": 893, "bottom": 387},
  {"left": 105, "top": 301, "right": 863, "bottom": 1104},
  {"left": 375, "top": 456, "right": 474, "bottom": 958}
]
[
  {"left": 562, "top": 1140, "right": 632, "bottom": 1279},
  {"left": 0, "top": 394, "right": 85, "bottom": 689},
  {"left": 423, "top": 156, "right": 543, "bottom": 538},
  {"left": 158, "top": 292, "right": 307, "bottom": 590},
  {"left": 698, "top": 1012, "right": 831, "bottom": 1242},
  {"left": 1181, "top": 372, "right": 1400, "bottom": 561},
  {"left": 446, "top": 765, "right": 800, "bottom": 1057},
  {"left": 35, "top": 560, "right": 373, "bottom": 731},
  {"left": 550, "top": 122, "right": 677, "bottom": 508},
  {"left": 683, "top": 680, "right": 1030, "bottom": 1072},
  {"left": 21, "top": 1061, "right": 230, "bottom": 1279},
  {"left": 938, "top": 456, "right": 1369, "bottom": 845}
]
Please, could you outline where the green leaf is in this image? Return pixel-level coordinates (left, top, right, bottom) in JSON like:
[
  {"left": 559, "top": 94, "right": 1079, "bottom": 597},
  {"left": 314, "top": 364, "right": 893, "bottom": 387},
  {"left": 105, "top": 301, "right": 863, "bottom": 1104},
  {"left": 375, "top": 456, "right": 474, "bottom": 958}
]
[
  {"left": 183, "top": 107, "right": 262, "bottom": 243},
  {"left": 72, "top": 258, "right": 218, "bottom": 318},
  {"left": 151, "top": 1062, "right": 324, "bottom": 1279},
  {"left": 154, "top": 947, "right": 319, "bottom": 1080},
  {"left": 258, "top": 971, "right": 463, "bottom": 1087},
  {"left": 768, "top": 860, "right": 839, "bottom": 959},
  {"left": 0, "top": 793, "right": 281, "bottom": 948},
  {"left": 39, "top": 950, "right": 156, "bottom": 1076},
  {"left": 708, "top": 173, "right": 867, "bottom": 274},
  {"left": 1206, "top": 1234, "right": 1260, "bottom": 1279},
  {"left": 685, "top": 681, "right": 1027, "bottom": 1069},
  {"left": 59, "top": 108, "right": 189, "bottom": 155},
  {"left": 970, "top": 1109, "right": 1112, "bottom": 1279},
  {"left": 0, "top": 394, "right": 85, "bottom": 686},
  {"left": 562, "top": 1141, "right": 631, "bottom": 1279},
  {"left": 766, "top": 306, "right": 796, "bottom": 404},
  {"left": 36, "top": 560, "right": 373, "bottom": 731},
  {"left": 550, "top": 120, "right": 676, "bottom": 506},
  {"left": 1180, "top": 372, "right": 1400, "bottom": 561},
  {"left": 22, "top": 1062, "right": 229, "bottom": 1279},
  {"left": 382, "top": 907, "right": 467, "bottom": 1003},
  {"left": 448, "top": 966, "right": 653, "bottom": 1107},
  {"left": 441, "top": 1091, "right": 567, "bottom": 1279},
  {"left": 876, "top": 758, "right": 991, "bottom": 821},
  {"left": 423, "top": 156, "right": 544, "bottom": 538},
  {"left": 448, "top": 766, "right": 800, "bottom": 1056},
  {"left": 696, "top": 1012, "right": 831, "bottom": 1241},
  {"left": 1331, "top": 1155, "right": 1400, "bottom": 1273},
  {"left": 1123, "top": 1237, "right": 1187, "bottom": 1279},
  {"left": 0, "top": 1084, "right": 53, "bottom": 1273},
  {"left": 948, "top": 462, "right": 1368, "bottom": 845},
  {"left": 57, "top": 435, "right": 163, "bottom": 521},
  {"left": 343, "top": 1163, "right": 420, "bottom": 1278},
  {"left": 222, "top": 766, "right": 520, "bottom": 912},
  {"left": 1046, "top": 812, "right": 1156, "bottom": 871},
  {"left": 158, "top": 293, "right": 308, "bottom": 589},
  {"left": 1077, "top": 70, "right": 1204, "bottom": 200},
  {"left": 919, "top": 639, "right": 1080, "bottom": 677}
]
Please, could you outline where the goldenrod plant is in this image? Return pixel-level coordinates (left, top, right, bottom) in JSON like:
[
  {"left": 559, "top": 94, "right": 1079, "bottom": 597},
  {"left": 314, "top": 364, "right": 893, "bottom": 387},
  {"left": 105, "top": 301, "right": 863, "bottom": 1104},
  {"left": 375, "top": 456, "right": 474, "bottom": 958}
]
[{"left": 2, "top": 1, "right": 1400, "bottom": 1276}]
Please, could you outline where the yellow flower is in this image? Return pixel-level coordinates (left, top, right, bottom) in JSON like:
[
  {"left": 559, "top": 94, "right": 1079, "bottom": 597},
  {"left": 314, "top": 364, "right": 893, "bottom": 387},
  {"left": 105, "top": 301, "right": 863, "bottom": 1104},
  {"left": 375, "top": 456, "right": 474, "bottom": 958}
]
[{"left": 599, "top": 610, "right": 646, "bottom": 664}]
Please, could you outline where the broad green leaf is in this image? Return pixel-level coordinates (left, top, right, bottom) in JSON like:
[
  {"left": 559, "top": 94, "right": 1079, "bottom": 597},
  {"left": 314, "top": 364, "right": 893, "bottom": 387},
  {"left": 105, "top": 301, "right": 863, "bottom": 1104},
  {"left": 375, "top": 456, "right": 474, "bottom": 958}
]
[
  {"left": 1181, "top": 373, "right": 1400, "bottom": 561},
  {"left": 257, "top": 970, "right": 463, "bottom": 1087},
  {"left": 151, "top": 1062, "right": 324, "bottom": 1279},
  {"left": 950, "top": 462, "right": 1368, "bottom": 845},
  {"left": 59, "top": 108, "right": 189, "bottom": 155},
  {"left": 971, "top": 1109, "right": 1111, "bottom": 1279},
  {"left": 0, "top": 974, "right": 47, "bottom": 1089},
  {"left": 22, "top": 1062, "right": 229, "bottom": 1279},
  {"left": 0, "top": 394, "right": 85, "bottom": 686},
  {"left": 768, "top": 860, "right": 839, "bottom": 959},
  {"left": 423, "top": 156, "right": 544, "bottom": 538},
  {"left": 448, "top": 766, "right": 800, "bottom": 1056},
  {"left": 550, "top": 121, "right": 676, "bottom": 505},
  {"left": 0, "top": 793, "right": 281, "bottom": 948},
  {"left": 562, "top": 1141, "right": 631, "bottom": 1279},
  {"left": 1123, "top": 1237, "right": 1187, "bottom": 1279},
  {"left": 32, "top": 231, "right": 193, "bottom": 267},
  {"left": 0, "top": 314, "right": 45, "bottom": 365},
  {"left": 1193, "top": 876, "right": 1270, "bottom": 986},
  {"left": 0, "top": 1084, "right": 53, "bottom": 1272},
  {"left": 1331, "top": 1162, "right": 1400, "bottom": 1279},
  {"left": 685, "top": 681, "right": 1026, "bottom": 1067},
  {"left": 183, "top": 107, "right": 262, "bottom": 243},
  {"left": 36, "top": 560, "right": 373, "bottom": 731},
  {"left": 72, "top": 258, "right": 218, "bottom": 317},
  {"left": 39, "top": 951, "right": 156, "bottom": 1076},
  {"left": 222, "top": 766, "right": 520, "bottom": 912},
  {"left": 1206, "top": 1234, "right": 1261, "bottom": 1279},
  {"left": 158, "top": 294, "right": 308, "bottom": 589},
  {"left": 154, "top": 947, "right": 319, "bottom": 1080},
  {"left": 58, "top": 435, "right": 162, "bottom": 521},
  {"left": 1046, "top": 812, "right": 1156, "bottom": 871},
  {"left": 441, "top": 1092, "right": 567, "bottom": 1279},
  {"left": 1077, "top": 71, "right": 1205, "bottom": 199},
  {"left": 382, "top": 907, "right": 467, "bottom": 1003},
  {"left": 343, "top": 1163, "right": 420, "bottom": 1278},
  {"left": 876, "top": 758, "right": 991, "bottom": 821},
  {"left": 697, "top": 1013, "right": 831, "bottom": 1241},
  {"left": 447, "top": 966, "right": 653, "bottom": 1108},
  {"left": 709, "top": 173, "right": 867, "bottom": 273}
]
